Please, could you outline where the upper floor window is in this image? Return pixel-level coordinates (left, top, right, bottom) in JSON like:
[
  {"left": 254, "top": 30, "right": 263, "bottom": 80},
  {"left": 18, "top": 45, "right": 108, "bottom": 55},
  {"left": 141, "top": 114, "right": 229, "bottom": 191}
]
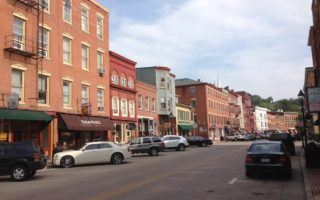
[
  {"left": 38, "top": 27, "right": 49, "bottom": 58},
  {"left": 128, "top": 78, "right": 134, "bottom": 89},
  {"left": 111, "top": 74, "right": 119, "bottom": 84},
  {"left": 97, "top": 51, "right": 104, "bottom": 69},
  {"left": 63, "top": 0, "right": 72, "bottom": 23},
  {"left": 81, "top": 85, "right": 89, "bottom": 104},
  {"left": 81, "top": 6, "right": 89, "bottom": 32},
  {"left": 152, "top": 98, "right": 156, "bottom": 112},
  {"left": 121, "top": 77, "right": 127, "bottom": 87},
  {"left": 138, "top": 95, "right": 142, "bottom": 109},
  {"left": 41, "top": 0, "right": 50, "bottom": 12},
  {"left": 81, "top": 44, "right": 89, "bottom": 70},
  {"left": 112, "top": 97, "right": 119, "bottom": 116},
  {"left": 96, "top": 15, "right": 103, "bottom": 39},
  {"left": 145, "top": 96, "right": 149, "bottom": 111},
  {"left": 97, "top": 88, "right": 104, "bottom": 112},
  {"left": 121, "top": 99, "right": 128, "bottom": 117},
  {"left": 190, "top": 86, "right": 196, "bottom": 96},
  {"left": 129, "top": 101, "right": 135, "bottom": 118},
  {"left": 160, "top": 97, "right": 166, "bottom": 109},
  {"left": 13, "top": 17, "right": 25, "bottom": 50},
  {"left": 160, "top": 78, "right": 165, "bottom": 88},
  {"left": 62, "top": 36, "right": 72, "bottom": 64},
  {"left": 11, "top": 69, "right": 24, "bottom": 102},
  {"left": 38, "top": 75, "right": 49, "bottom": 105},
  {"left": 63, "top": 80, "right": 72, "bottom": 107}
]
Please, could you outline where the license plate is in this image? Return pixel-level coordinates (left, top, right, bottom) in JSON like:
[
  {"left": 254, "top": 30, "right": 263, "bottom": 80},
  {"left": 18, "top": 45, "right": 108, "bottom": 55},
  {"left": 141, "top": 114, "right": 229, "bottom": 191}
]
[{"left": 261, "top": 158, "right": 270, "bottom": 163}]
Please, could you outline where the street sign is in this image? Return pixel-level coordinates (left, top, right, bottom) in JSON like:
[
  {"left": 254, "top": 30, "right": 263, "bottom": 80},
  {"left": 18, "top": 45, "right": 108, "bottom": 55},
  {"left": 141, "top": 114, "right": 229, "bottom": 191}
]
[
  {"left": 307, "top": 87, "right": 320, "bottom": 113},
  {"left": 7, "top": 93, "right": 19, "bottom": 110}
]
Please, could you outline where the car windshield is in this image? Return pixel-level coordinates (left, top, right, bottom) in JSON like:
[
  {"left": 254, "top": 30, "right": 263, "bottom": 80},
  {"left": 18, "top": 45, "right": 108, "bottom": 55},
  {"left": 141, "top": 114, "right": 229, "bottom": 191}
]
[{"left": 249, "top": 143, "right": 281, "bottom": 153}]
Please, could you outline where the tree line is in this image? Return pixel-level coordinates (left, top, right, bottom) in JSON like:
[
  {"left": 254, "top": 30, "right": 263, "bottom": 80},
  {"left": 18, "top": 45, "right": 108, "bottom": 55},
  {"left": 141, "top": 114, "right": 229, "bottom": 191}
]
[{"left": 251, "top": 95, "right": 301, "bottom": 112}]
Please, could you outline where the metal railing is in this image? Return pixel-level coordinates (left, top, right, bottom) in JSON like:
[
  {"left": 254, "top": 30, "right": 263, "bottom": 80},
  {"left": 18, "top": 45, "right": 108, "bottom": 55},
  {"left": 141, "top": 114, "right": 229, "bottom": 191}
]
[{"left": 4, "top": 34, "right": 37, "bottom": 57}]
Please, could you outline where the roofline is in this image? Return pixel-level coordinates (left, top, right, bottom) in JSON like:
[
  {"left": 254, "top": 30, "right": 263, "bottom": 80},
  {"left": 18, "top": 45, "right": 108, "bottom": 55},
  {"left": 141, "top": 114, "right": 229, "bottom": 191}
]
[
  {"left": 109, "top": 51, "right": 137, "bottom": 65},
  {"left": 89, "top": 0, "right": 109, "bottom": 13}
]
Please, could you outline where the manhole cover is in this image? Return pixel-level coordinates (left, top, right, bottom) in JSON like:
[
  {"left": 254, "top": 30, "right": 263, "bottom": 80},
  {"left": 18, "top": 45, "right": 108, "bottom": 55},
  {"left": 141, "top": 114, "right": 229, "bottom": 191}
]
[{"left": 252, "top": 192, "right": 264, "bottom": 196}]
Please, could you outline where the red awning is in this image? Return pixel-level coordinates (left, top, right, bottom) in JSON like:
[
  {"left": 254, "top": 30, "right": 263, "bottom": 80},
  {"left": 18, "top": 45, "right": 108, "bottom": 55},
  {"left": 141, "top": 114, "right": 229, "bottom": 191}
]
[{"left": 59, "top": 114, "right": 114, "bottom": 131}]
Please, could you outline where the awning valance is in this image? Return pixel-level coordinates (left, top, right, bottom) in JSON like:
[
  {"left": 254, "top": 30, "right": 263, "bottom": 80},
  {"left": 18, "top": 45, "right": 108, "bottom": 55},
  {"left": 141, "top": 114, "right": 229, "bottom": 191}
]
[
  {"left": 178, "top": 124, "right": 193, "bottom": 131},
  {"left": 0, "top": 109, "right": 52, "bottom": 122},
  {"left": 59, "top": 113, "right": 114, "bottom": 131}
]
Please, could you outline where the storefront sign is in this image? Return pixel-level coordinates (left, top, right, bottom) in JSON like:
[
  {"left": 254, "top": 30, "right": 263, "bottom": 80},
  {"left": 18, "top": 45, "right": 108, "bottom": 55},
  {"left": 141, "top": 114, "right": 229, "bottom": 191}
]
[
  {"left": 164, "top": 123, "right": 172, "bottom": 128},
  {"left": 307, "top": 87, "right": 320, "bottom": 112},
  {"left": 81, "top": 120, "right": 102, "bottom": 126}
]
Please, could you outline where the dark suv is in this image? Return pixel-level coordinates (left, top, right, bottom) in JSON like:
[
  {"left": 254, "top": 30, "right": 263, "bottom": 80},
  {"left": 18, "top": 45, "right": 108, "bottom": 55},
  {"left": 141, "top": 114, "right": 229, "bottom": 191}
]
[
  {"left": 0, "top": 142, "right": 47, "bottom": 181},
  {"left": 129, "top": 137, "right": 165, "bottom": 156},
  {"left": 269, "top": 133, "right": 296, "bottom": 156}
]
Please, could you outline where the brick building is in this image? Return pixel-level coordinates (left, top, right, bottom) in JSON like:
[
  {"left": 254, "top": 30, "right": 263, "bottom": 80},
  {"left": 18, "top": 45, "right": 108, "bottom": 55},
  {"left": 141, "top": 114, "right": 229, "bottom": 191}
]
[
  {"left": 175, "top": 79, "right": 229, "bottom": 140},
  {"left": 109, "top": 51, "right": 137, "bottom": 143},
  {"left": 235, "top": 91, "right": 255, "bottom": 132},
  {"left": 136, "top": 81, "right": 159, "bottom": 137},
  {"left": 226, "top": 90, "right": 241, "bottom": 133},
  {"left": 267, "top": 111, "right": 285, "bottom": 131},
  {"left": 0, "top": 0, "right": 113, "bottom": 159},
  {"left": 284, "top": 112, "right": 299, "bottom": 132}
]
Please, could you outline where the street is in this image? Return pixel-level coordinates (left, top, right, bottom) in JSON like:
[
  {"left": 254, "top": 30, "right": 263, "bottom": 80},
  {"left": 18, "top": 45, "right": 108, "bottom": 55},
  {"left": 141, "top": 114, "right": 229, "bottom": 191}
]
[{"left": 0, "top": 142, "right": 305, "bottom": 200}]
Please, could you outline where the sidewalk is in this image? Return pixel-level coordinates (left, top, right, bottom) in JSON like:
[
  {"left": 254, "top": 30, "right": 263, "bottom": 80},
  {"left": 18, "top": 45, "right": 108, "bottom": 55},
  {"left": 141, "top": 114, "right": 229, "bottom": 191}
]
[{"left": 299, "top": 147, "right": 320, "bottom": 200}]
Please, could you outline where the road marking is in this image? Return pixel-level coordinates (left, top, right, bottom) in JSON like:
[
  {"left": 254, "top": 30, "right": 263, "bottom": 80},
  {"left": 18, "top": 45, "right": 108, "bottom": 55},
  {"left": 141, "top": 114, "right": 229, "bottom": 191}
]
[{"left": 229, "top": 177, "right": 238, "bottom": 185}]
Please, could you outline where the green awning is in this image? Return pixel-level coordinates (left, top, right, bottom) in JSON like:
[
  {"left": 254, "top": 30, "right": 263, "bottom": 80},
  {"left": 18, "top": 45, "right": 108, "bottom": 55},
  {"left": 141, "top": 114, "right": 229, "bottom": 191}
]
[
  {"left": 0, "top": 109, "right": 52, "bottom": 122},
  {"left": 178, "top": 124, "right": 193, "bottom": 131}
]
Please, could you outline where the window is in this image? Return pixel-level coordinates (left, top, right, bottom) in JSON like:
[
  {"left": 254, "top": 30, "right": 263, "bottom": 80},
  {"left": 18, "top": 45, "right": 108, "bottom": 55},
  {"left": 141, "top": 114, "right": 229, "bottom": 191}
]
[
  {"left": 99, "top": 143, "right": 112, "bottom": 149},
  {"left": 191, "top": 99, "right": 196, "bottom": 108},
  {"left": 63, "top": 80, "right": 72, "bottom": 107},
  {"left": 38, "top": 27, "right": 49, "bottom": 58},
  {"left": 128, "top": 78, "right": 134, "bottom": 89},
  {"left": 63, "top": 0, "right": 72, "bottom": 23},
  {"left": 112, "top": 97, "right": 119, "bottom": 116},
  {"left": 152, "top": 98, "right": 156, "bottom": 112},
  {"left": 41, "top": 0, "right": 50, "bottom": 12},
  {"left": 145, "top": 96, "right": 149, "bottom": 111},
  {"left": 142, "top": 138, "right": 151, "bottom": 144},
  {"left": 81, "top": 44, "right": 89, "bottom": 70},
  {"left": 38, "top": 75, "right": 49, "bottom": 104},
  {"left": 97, "top": 88, "right": 104, "bottom": 111},
  {"left": 121, "top": 77, "right": 127, "bottom": 87},
  {"left": 138, "top": 95, "right": 142, "bottom": 109},
  {"left": 81, "top": 6, "right": 89, "bottom": 32},
  {"left": 190, "top": 86, "right": 196, "bottom": 96},
  {"left": 111, "top": 74, "right": 119, "bottom": 84},
  {"left": 121, "top": 99, "right": 128, "bottom": 117},
  {"left": 85, "top": 144, "right": 99, "bottom": 150},
  {"left": 97, "top": 51, "right": 104, "bottom": 69},
  {"left": 81, "top": 85, "right": 89, "bottom": 104},
  {"left": 96, "top": 15, "right": 103, "bottom": 39},
  {"left": 63, "top": 36, "right": 72, "bottom": 64},
  {"left": 11, "top": 69, "right": 24, "bottom": 102},
  {"left": 13, "top": 17, "right": 25, "bottom": 50},
  {"left": 160, "top": 97, "right": 166, "bottom": 109},
  {"left": 160, "top": 78, "right": 165, "bottom": 88},
  {"left": 129, "top": 101, "right": 135, "bottom": 117}
]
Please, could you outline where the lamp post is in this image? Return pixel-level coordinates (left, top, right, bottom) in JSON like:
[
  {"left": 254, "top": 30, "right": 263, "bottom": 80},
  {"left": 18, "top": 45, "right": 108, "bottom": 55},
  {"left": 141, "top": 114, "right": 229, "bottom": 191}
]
[
  {"left": 169, "top": 112, "right": 174, "bottom": 135},
  {"left": 298, "top": 90, "right": 307, "bottom": 148}
]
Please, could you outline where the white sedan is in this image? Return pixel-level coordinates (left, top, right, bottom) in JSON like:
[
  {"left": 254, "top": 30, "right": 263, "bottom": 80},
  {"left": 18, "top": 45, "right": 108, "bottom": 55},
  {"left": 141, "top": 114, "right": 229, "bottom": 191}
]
[{"left": 53, "top": 141, "right": 132, "bottom": 168}]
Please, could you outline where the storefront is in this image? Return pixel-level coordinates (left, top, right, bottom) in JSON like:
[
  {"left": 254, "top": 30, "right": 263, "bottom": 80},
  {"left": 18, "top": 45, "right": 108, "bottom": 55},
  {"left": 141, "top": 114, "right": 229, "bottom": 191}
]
[
  {"left": 58, "top": 113, "right": 114, "bottom": 149},
  {"left": 113, "top": 121, "right": 136, "bottom": 143},
  {"left": 178, "top": 124, "right": 193, "bottom": 137},
  {"left": 138, "top": 117, "right": 157, "bottom": 137},
  {"left": 0, "top": 108, "right": 52, "bottom": 154}
]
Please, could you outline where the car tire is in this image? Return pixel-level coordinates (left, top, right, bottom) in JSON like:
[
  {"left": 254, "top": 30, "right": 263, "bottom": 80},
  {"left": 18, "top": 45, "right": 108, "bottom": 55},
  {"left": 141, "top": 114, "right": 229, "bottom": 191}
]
[
  {"left": 149, "top": 148, "right": 159, "bottom": 156},
  {"left": 111, "top": 153, "right": 123, "bottom": 165},
  {"left": 10, "top": 165, "right": 29, "bottom": 182},
  {"left": 60, "top": 156, "right": 74, "bottom": 168},
  {"left": 177, "top": 144, "right": 185, "bottom": 151},
  {"left": 29, "top": 170, "right": 36, "bottom": 177}
]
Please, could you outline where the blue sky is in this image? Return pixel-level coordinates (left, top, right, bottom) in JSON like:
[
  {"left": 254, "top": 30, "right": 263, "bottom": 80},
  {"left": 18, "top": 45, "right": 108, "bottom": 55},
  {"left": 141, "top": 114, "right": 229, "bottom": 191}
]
[{"left": 98, "top": 0, "right": 312, "bottom": 100}]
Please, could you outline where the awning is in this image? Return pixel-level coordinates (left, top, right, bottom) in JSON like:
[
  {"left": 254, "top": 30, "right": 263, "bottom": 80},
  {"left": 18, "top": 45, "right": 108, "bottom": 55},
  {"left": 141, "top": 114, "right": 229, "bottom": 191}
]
[
  {"left": 0, "top": 109, "right": 52, "bottom": 122},
  {"left": 178, "top": 124, "right": 193, "bottom": 131},
  {"left": 59, "top": 113, "right": 114, "bottom": 131}
]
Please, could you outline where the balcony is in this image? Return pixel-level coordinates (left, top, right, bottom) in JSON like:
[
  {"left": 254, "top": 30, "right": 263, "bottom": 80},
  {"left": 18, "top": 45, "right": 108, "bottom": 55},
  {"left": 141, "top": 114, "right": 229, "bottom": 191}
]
[{"left": 4, "top": 34, "right": 37, "bottom": 58}]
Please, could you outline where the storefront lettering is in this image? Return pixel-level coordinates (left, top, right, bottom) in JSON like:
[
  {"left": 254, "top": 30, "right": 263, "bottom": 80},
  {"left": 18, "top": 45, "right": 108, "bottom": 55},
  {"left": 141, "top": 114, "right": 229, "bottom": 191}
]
[{"left": 81, "top": 120, "right": 102, "bottom": 126}]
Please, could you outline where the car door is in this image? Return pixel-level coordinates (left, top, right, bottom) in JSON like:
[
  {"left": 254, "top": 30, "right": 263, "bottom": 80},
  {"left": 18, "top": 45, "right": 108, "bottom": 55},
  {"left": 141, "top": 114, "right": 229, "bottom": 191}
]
[
  {"left": 141, "top": 138, "right": 152, "bottom": 153},
  {"left": 78, "top": 144, "right": 100, "bottom": 164},
  {"left": 0, "top": 144, "right": 14, "bottom": 174},
  {"left": 98, "top": 143, "right": 114, "bottom": 162},
  {"left": 130, "top": 138, "right": 141, "bottom": 153},
  {"left": 170, "top": 137, "right": 180, "bottom": 148}
]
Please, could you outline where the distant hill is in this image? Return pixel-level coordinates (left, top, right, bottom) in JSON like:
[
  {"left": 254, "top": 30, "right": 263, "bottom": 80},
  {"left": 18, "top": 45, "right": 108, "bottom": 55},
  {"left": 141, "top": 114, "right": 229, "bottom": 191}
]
[{"left": 251, "top": 95, "right": 301, "bottom": 112}]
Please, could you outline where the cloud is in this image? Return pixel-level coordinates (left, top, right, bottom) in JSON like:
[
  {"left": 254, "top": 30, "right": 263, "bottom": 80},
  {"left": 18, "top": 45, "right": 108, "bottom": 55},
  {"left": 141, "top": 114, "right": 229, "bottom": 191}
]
[{"left": 103, "top": 0, "right": 313, "bottom": 100}]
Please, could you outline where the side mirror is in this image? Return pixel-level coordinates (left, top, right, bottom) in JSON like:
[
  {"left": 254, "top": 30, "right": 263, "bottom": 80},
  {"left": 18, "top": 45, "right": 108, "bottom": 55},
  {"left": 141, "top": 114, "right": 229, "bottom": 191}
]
[{"left": 81, "top": 148, "right": 86, "bottom": 152}]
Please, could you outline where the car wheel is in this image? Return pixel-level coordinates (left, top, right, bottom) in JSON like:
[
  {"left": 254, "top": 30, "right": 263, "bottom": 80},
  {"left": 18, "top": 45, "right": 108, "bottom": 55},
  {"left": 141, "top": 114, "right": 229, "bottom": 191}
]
[
  {"left": 149, "top": 148, "right": 159, "bottom": 156},
  {"left": 111, "top": 153, "right": 123, "bottom": 165},
  {"left": 177, "top": 144, "right": 185, "bottom": 151},
  {"left": 246, "top": 170, "right": 253, "bottom": 178},
  {"left": 29, "top": 170, "right": 36, "bottom": 177},
  {"left": 11, "top": 165, "right": 29, "bottom": 182},
  {"left": 60, "top": 156, "right": 74, "bottom": 168},
  {"left": 201, "top": 142, "right": 206, "bottom": 147}
]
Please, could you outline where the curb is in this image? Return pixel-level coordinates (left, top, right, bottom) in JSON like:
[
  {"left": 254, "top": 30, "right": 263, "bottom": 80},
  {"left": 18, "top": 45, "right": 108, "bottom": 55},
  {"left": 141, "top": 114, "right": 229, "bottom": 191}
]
[{"left": 299, "top": 146, "right": 314, "bottom": 200}]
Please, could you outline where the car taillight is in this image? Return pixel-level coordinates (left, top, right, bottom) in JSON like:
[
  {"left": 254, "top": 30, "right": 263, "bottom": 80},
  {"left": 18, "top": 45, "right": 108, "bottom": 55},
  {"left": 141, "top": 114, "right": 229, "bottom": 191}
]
[
  {"left": 34, "top": 153, "right": 40, "bottom": 161},
  {"left": 279, "top": 155, "right": 289, "bottom": 164},
  {"left": 245, "top": 155, "right": 253, "bottom": 163}
]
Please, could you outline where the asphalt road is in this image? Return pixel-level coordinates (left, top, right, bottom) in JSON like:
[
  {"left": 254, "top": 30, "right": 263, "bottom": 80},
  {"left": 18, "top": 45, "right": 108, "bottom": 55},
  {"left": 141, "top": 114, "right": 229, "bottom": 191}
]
[{"left": 0, "top": 142, "right": 306, "bottom": 200}]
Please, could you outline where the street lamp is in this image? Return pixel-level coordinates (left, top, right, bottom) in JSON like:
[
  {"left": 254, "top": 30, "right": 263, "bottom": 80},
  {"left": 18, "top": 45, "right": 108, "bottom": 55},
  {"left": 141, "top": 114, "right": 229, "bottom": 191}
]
[
  {"left": 298, "top": 90, "right": 307, "bottom": 148},
  {"left": 169, "top": 112, "right": 174, "bottom": 135}
]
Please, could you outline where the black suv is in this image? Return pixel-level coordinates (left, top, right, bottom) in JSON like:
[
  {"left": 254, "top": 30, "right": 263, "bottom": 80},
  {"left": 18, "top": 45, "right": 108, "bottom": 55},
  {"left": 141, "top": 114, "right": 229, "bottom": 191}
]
[
  {"left": 269, "top": 133, "right": 296, "bottom": 156},
  {"left": 0, "top": 142, "right": 47, "bottom": 181},
  {"left": 129, "top": 137, "right": 165, "bottom": 156}
]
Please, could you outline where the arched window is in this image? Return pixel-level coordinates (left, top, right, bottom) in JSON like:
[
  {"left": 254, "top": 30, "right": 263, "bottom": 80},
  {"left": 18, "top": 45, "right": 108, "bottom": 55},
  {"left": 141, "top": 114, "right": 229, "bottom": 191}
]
[
  {"left": 120, "top": 73, "right": 127, "bottom": 87},
  {"left": 111, "top": 71, "right": 119, "bottom": 84},
  {"left": 128, "top": 77, "right": 134, "bottom": 89}
]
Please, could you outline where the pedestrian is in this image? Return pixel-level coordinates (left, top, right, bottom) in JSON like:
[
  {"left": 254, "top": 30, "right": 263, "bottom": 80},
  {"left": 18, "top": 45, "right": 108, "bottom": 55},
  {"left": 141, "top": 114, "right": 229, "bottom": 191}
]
[{"left": 52, "top": 142, "right": 63, "bottom": 161}]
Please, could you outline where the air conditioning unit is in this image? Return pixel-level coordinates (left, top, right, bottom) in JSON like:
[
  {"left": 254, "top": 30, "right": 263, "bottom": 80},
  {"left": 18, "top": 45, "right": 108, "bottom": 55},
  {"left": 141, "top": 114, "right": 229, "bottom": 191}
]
[
  {"left": 39, "top": 49, "right": 48, "bottom": 58},
  {"left": 13, "top": 41, "right": 24, "bottom": 50},
  {"left": 98, "top": 68, "right": 105, "bottom": 76}
]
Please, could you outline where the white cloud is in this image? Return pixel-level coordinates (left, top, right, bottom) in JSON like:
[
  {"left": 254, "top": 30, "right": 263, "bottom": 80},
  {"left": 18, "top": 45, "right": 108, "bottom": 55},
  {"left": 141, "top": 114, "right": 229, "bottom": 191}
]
[{"left": 109, "top": 0, "right": 313, "bottom": 100}]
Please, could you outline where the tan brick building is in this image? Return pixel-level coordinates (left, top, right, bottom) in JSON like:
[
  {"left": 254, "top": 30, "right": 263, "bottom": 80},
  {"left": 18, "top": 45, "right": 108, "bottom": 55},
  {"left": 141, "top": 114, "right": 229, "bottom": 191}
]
[{"left": 0, "top": 0, "right": 112, "bottom": 159}]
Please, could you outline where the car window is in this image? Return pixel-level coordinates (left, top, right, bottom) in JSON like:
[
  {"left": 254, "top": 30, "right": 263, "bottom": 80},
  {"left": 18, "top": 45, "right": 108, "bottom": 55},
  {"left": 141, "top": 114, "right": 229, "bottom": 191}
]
[
  {"left": 249, "top": 143, "right": 280, "bottom": 153},
  {"left": 162, "top": 137, "right": 169, "bottom": 141},
  {"left": 131, "top": 138, "right": 141, "bottom": 144},
  {"left": 14, "top": 142, "right": 35, "bottom": 155},
  {"left": 0, "top": 144, "right": 14, "bottom": 157},
  {"left": 99, "top": 143, "right": 112, "bottom": 149},
  {"left": 143, "top": 138, "right": 152, "bottom": 144},
  {"left": 85, "top": 144, "right": 99, "bottom": 150},
  {"left": 151, "top": 137, "right": 162, "bottom": 143},
  {"left": 170, "top": 137, "right": 180, "bottom": 140}
]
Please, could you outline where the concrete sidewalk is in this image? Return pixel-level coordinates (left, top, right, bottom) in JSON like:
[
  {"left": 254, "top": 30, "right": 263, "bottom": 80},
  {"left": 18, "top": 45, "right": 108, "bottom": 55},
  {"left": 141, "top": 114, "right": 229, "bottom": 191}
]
[{"left": 299, "top": 147, "right": 320, "bottom": 200}]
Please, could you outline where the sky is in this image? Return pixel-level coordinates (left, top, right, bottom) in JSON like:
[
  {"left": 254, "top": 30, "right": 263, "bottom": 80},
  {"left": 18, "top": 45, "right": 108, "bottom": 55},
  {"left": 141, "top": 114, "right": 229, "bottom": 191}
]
[{"left": 98, "top": 0, "right": 313, "bottom": 100}]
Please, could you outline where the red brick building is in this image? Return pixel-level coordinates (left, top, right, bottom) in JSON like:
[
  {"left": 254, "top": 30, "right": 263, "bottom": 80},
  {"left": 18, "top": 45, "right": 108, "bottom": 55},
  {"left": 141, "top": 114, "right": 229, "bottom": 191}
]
[
  {"left": 136, "top": 81, "right": 159, "bottom": 136},
  {"left": 284, "top": 112, "right": 299, "bottom": 132},
  {"left": 267, "top": 111, "right": 285, "bottom": 131},
  {"left": 0, "top": 0, "right": 112, "bottom": 159},
  {"left": 109, "top": 51, "right": 137, "bottom": 143},
  {"left": 235, "top": 91, "right": 255, "bottom": 132},
  {"left": 175, "top": 79, "right": 229, "bottom": 140},
  {"left": 227, "top": 91, "right": 241, "bottom": 132}
]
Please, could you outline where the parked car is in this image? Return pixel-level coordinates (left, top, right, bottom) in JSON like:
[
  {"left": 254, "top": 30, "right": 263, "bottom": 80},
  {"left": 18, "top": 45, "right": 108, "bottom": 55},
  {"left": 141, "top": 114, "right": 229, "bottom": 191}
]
[
  {"left": 269, "top": 133, "right": 295, "bottom": 156},
  {"left": 235, "top": 133, "right": 246, "bottom": 141},
  {"left": 187, "top": 136, "right": 213, "bottom": 147},
  {"left": 162, "top": 135, "right": 189, "bottom": 151},
  {"left": 245, "top": 141, "right": 292, "bottom": 178},
  {"left": 244, "top": 134, "right": 255, "bottom": 141},
  {"left": 0, "top": 142, "right": 47, "bottom": 181},
  {"left": 129, "top": 136, "right": 165, "bottom": 156},
  {"left": 53, "top": 141, "right": 131, "bottom": 168},
  {"left": 225, "top": 134, "right": 236, "bottom": 141}
]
